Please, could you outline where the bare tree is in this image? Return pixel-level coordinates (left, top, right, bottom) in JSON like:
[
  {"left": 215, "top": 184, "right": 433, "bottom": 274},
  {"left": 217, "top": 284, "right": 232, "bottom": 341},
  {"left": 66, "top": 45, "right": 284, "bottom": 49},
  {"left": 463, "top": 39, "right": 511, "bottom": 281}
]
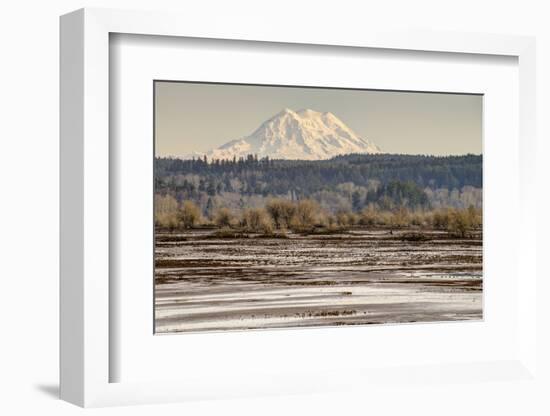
[
  {"left": 447, "top": 209, "right": 469, "bottom": 237},
  {"left": 266, "top": 198, "right": 296, "bottom": 229},
  {"left": 241, "top": 208, "right": 273, "bottom": 233},
  {"left": 214, "top": 207, "right": 234, "bottom": 228},
  {"left": 155, "top": 194, "right": 179, "bottom": 230},
  {"left": 292, "top": 199, "right": 318, "bottom": 230},
  {"left": 178, "top": 201, "right": 201, "bottom": 229}
]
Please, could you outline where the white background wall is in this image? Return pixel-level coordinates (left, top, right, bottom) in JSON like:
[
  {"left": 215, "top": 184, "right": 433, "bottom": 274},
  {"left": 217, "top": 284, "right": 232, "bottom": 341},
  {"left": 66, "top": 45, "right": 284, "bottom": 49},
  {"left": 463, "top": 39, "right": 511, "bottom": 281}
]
[{"left": 0, "top": 1, "right": 548, "bottom": 415}]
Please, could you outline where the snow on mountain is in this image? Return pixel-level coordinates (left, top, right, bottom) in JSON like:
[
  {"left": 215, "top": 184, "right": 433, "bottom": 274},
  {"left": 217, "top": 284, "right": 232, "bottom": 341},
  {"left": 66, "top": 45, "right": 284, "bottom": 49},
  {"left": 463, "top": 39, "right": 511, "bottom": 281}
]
[{"left": 194, "top": 108, "right": 381, "bottom": 161}]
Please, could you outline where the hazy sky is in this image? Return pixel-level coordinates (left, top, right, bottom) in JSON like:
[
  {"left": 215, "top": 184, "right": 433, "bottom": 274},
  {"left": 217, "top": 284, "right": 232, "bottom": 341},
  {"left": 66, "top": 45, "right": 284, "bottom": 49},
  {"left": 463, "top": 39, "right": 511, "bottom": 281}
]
[{"left": 155, "top": 81, "right": 482, "bottom": 157}]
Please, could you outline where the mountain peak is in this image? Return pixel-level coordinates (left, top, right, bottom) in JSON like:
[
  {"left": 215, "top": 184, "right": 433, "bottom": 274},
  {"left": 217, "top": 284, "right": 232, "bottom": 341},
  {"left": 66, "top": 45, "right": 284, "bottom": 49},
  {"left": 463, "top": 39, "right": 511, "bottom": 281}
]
[
  {"left": 198, "top": 109, "right": 381, "bottom": 160},
  {"left": 277, "top": 108, "right": 297, "bottom": 116},
  {"left": 296, "top": 108, "right": 319, "bottom": 116}
]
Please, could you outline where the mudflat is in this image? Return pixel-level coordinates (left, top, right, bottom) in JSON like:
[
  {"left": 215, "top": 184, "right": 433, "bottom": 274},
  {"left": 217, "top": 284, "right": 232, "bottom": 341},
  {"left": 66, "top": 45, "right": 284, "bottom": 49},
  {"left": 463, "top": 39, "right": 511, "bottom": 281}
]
[{"left": 154, "top": 228, "right": 482, "bottom": 333}]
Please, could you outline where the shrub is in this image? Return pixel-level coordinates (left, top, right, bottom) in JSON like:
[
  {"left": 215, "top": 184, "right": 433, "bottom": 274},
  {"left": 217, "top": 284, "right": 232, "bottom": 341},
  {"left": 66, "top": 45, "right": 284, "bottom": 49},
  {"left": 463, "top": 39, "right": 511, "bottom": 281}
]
[
  {"left": 266, "top": 198, "right": 296, "bottom": 229},
  {"left": 155, "top": 194, "right": 179, "bottom": 230},
  {"left": 447, "top": 209, "right": 469, "bottom": 237},
  {"left": 377, "top": 211, "right": 393, "bottom": 226},
  {"left": 214, "top": 207, "right": 234, "bottom": 228},
  {"left": 432, "top": 209, "right": 450, "bottom": 229},
  {"left": 390, "top": 207, "right": 410, "bottom": 228},
  {"left": 409, "top": 211, "right": 427, "bottom": 227},
  {"left": 359, "top": 206, "right": 377, "bottom": 226},
  {"left": 177, "top": 200, "right": 202, "bottom": 229},
  {"left": 241, "top": 208, "right": 273, "bottom": 233},
  {"left": 210, "top": 227, "right": 249, "bottom": 239},
  {"left": 291, "top": 199, "right": 318, "bottom": 230},
  {"left": 155, "top": 212, "right": 179, "bottom": 230},
  {"left": 467, "top": 205, "right": 482, "bottom": 229},
  {"left": 336, "top": 210, "right": 357, "bottom": 227},
  {"left": 326, "top": 214, "right": 338, "bottom": 228},
  {"left": 348, "top": 212, "right": 359, "bottom": 226}
]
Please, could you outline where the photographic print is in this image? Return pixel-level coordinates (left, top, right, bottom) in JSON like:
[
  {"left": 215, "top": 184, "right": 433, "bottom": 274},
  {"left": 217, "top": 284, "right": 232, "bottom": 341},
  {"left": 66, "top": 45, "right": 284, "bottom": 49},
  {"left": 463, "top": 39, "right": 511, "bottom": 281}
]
[{"left": 154, "top": 81, "right": 482, "bottom": 334}]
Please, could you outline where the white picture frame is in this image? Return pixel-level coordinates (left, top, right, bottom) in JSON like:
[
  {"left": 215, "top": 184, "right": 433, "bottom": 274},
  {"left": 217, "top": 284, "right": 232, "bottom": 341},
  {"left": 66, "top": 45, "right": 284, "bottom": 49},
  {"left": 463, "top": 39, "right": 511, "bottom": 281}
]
[{"left": 60, "top": 7, "right": 538, "bottom": 408}]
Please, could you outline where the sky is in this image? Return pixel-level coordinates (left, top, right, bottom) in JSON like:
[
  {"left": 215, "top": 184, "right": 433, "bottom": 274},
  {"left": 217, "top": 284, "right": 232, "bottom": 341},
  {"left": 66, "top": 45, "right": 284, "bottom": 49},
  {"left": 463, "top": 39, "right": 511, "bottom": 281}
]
[{"left": 155, "top": 81, "right": 482, "bottom": 157}]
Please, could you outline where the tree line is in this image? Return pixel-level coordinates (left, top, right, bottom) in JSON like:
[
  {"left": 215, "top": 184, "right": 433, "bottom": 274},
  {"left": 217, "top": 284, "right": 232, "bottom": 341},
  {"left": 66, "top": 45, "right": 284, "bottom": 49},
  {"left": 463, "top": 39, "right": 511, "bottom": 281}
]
[
  {"left": 156, "top": 153, "right": 481, "bottom": 195},
  {"left": 156, "top": 195, "right": 482, "bottom": 238},
  {"left": 155, "top": 153, "right": 482, "bottom": 213}
]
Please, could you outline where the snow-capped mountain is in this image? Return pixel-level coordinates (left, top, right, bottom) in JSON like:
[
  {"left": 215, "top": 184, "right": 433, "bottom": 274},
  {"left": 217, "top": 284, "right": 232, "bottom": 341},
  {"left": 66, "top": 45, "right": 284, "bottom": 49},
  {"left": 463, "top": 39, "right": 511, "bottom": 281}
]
[{"left": 194, "top": 108, "right": 381, "bottom": 161}]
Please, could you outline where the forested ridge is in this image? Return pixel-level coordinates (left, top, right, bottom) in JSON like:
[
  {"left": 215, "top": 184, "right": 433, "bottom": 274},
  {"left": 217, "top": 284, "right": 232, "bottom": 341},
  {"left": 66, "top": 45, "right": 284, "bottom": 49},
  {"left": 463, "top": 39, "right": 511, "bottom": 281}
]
[
  {"left": 156, "top": 153, "right": 482, "bottom": 211},
  {"left": 157, "top": 153, "right": 481, "bottom": 192}
]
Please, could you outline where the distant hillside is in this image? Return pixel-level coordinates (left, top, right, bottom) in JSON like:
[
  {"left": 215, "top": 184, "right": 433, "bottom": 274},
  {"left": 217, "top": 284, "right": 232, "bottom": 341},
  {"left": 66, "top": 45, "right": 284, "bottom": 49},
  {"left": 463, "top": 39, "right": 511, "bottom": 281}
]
[
  {"left": 155, "top": 153, "right": 482, "bottom": 213},
  {"left": 156, "top": 153, "right": 482, "bottom": 191}
]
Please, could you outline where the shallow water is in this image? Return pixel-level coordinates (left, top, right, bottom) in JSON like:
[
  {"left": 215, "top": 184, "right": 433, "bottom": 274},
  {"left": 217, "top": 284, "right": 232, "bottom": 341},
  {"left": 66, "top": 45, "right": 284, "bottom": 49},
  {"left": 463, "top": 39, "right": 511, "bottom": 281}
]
[{"left": 154, "top": 229, "right": 482, "bottom": 333}]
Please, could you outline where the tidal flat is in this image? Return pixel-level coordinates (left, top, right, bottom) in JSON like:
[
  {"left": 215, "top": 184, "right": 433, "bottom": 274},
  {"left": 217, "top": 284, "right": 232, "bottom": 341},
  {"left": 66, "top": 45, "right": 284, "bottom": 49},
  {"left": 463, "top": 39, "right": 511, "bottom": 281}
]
[{"left": 154, "top": 228, "right": 482, "bottom": 333}]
